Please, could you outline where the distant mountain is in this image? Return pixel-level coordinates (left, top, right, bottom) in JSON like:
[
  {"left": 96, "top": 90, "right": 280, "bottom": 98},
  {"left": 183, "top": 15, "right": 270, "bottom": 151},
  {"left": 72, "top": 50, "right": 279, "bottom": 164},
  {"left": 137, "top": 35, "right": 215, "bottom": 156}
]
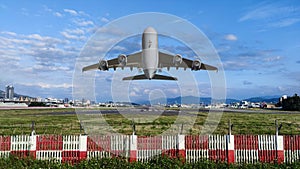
[
  {"left": 244, "top": 96, "right": 280, "bottom": 103},
  {"left": 137, "top": 96, "right": 240, "bottom": 105},
  {"left": 136, "top": 95, "right": 281, "bottom": 105}
]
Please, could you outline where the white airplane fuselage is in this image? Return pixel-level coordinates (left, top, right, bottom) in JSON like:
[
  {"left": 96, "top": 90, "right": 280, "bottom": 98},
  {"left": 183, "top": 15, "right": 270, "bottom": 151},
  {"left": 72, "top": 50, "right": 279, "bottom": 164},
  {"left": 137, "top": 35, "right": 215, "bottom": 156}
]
[{"left": 142, "top": 27, "right": 159, "bottom": 79}]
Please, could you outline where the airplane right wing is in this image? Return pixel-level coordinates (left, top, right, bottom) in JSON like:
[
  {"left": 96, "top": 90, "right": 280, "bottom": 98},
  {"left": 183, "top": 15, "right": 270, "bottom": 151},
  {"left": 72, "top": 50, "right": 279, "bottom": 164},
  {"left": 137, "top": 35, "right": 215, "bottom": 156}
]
[
  {"left": 82, "top": 51, "right": 142, "bottom": 72},
  {"left": 158, "top": 51, "right": 218, "bottom": 71}
]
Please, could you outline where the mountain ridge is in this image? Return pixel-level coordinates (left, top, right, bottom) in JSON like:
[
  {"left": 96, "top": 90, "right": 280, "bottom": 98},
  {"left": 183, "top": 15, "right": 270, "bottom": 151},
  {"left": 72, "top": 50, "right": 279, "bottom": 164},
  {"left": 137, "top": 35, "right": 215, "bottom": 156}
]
[{"left": 135, "top": 95, "right": 281, "bottom": 105}]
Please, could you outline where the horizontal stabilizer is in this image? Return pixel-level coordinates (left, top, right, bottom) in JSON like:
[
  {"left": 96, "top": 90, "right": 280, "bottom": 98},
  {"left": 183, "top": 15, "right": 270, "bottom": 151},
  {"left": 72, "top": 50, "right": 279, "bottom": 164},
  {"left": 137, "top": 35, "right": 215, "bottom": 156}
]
[
  {"left": 123, "top": 74, "right": 177, "bottom": 81},
  {"left": 123, "top": 74, "right": 148, "bottom": 80},
  {"left": 152, "top": 74, "right": 177, "bottom": 80}
]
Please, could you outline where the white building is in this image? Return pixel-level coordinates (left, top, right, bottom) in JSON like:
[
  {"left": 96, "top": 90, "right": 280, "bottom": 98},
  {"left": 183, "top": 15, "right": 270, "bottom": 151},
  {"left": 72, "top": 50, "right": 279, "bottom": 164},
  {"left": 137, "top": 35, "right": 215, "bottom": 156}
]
[{"left": 5, "top": 85, "right": 14, "bottom": 100}]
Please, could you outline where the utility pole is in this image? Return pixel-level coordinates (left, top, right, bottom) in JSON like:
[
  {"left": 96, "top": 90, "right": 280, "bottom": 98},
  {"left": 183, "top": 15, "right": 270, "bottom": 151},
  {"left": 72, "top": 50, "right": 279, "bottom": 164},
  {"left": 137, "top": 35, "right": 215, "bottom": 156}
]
[
  {"left": 31, "top": 121, "right": 35, "bottom": 136},
  {"left": 131, "top": 120, "right": 136, "bottom": 135}
]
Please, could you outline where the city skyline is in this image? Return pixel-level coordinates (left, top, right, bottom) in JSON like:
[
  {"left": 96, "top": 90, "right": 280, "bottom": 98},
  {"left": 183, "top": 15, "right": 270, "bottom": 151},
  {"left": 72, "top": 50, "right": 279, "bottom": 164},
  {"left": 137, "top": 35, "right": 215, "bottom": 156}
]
[{"left": 0, "top": 1, "right": 300, "bottom": 101}]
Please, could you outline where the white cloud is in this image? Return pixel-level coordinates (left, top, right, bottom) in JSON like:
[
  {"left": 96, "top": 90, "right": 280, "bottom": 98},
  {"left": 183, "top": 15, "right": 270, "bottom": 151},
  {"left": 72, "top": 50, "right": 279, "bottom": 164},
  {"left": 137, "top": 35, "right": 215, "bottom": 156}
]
[
  {"left": 43, "top": 5, "right": 52, "bottom": 12},
  {"left": 268, "top": 18, "right": 300, "bottom": 28},
  {"left": 32, "top": 64, "right": 70, "bottom": 72},
  {"left": 22, "top": 82, "right": 72, "bottom": 89},
  {"left": 78, "top": 11, "right": 89, "bottom": 17},
  {"left": 239, "top": 3, "right": 300, "bottom": 28},
  {"left": 66, "top": 28, "right": 85, "bottom": 35},
  {"left": 264, "top": 56, "right": 281, "bottom": 62},
  {"left": 129, "top": 91, "right": 139, "bottom": 97},
  {"left": 61, "top": 31, "right": 83, "bottom": 40},
  {"left": 1, "top": 31, "right": 17, "bottom": 36},
  {"left": 100, "top": 17, "right": 109, "bottom": 23},
  {"left": 64, "top": 9, "right": 78, "bottom": 16},
  {"left": 54, "top": 12, "right": 63, "bottom": 17},
  {"left": 60, "top": 28, "right": 87, "bottom": 41},
  {"left": 27, "top": 34, "right": 43, "bottom": 40},
  {"left": 73, "top": 19, "right": 94, "bottom": 27},
  {"left": 224, "top": 34, "right": 237, "bottom": 41}
]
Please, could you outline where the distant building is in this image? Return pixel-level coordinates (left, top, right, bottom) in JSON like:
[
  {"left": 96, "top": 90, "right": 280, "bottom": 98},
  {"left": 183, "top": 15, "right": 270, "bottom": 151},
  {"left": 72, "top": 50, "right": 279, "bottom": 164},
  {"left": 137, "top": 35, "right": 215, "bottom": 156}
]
[
  {"left": 64, "top": 98, "right": 69, "bottom": 103},
  {"left": 5, "top": 85, "right": 14, "bottom": 100}
]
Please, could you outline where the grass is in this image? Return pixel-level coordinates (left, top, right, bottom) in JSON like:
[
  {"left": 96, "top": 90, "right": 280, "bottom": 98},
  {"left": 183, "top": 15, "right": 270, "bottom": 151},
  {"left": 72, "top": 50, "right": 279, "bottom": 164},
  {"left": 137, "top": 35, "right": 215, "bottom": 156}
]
[
  {"left": 0, "top": 108, "right": 299, "bottom": 135},
  {"left": 0, "top": 108, "right": 81, "bottom": 135}
]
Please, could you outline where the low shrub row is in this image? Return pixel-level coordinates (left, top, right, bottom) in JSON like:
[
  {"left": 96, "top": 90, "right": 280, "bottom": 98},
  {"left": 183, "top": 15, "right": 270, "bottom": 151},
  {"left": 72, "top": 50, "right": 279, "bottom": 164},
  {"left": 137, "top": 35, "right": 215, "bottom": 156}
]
[{"left": 1, "top": 155, "right": 300, "bottom": 169}]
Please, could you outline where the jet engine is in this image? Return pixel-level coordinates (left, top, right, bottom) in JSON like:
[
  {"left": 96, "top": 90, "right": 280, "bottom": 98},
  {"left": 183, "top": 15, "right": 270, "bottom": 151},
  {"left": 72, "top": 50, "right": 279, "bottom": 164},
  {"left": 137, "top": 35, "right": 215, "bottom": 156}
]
[
  {"left": 99, "top": 60, "right": 108, "bottom": 71},
  {"left": 118, "top": 54, "right": 127, "bottom": 67},
  {"left": 173, "top": 54, "right": 182, "bottom": 66},
  {"left": 192, "top": 60, "right": 202, "bottom": 70}
]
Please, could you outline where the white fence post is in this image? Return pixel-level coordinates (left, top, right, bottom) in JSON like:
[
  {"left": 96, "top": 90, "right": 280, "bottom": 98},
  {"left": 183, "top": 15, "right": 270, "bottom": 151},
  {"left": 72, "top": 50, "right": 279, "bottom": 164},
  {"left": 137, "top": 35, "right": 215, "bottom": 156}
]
[
  {"left": 277, "top": 135, "right": 284, "bottom": 163},
  {"left": 79, "top": 135, "right": 87, "bottom": 161},
  {"left": 29, "top": 134, "right": 37, "bottom": 159},
  {"left": 226, "top": 135, "right": 234, "bottom": 163},
  {"left": 178, "top": 134, "right": 185, "bottom": 160},
  {"left": 130, "top": 134, "right": 137, "bottom": 162}
]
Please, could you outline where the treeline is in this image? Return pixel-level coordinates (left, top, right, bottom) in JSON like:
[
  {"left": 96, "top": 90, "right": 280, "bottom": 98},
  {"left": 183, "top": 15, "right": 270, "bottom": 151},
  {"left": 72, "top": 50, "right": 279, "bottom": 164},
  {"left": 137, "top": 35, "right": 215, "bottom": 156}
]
[
  {"left": 28, "top": 102, "right": 46, "bottom": 107},
  {"left": 282, "top": 94, "right": 300, "bottom": 111}
]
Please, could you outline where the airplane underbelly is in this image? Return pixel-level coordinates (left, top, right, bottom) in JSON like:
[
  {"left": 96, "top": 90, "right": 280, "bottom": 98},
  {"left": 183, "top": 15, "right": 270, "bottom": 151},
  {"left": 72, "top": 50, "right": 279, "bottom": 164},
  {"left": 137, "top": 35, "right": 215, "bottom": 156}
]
[{"left": 142, "top": 48, "right": 158, "bottom": 69}]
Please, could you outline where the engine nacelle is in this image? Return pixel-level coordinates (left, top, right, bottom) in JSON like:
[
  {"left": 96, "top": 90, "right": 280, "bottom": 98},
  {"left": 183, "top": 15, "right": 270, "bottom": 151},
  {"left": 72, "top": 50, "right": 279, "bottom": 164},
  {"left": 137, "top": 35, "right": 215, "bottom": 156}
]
[
  {"left": 192, "top": 60, "right": 202, "bottom": 70},
  {"left": 99, "top": 60, "right": 108, "bottom": 71},
  {"left": 173, "top": 54, "right": 182, "bottom": 66},
  {"left": 118, "top": 54, "right": 127, "bottom": 67}
]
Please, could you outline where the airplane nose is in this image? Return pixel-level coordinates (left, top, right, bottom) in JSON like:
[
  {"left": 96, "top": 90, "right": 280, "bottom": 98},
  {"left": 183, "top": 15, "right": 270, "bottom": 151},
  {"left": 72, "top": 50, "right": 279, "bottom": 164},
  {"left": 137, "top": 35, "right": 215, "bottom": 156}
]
[{"left": 143, "top": 27, "right": 157, "bottom": 34}]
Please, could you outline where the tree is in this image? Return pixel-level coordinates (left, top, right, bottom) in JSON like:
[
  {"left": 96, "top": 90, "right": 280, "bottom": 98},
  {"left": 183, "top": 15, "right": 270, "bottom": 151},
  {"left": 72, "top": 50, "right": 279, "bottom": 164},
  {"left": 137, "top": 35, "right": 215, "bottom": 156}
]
[{"left": 282, "top": 94, "right": 300, "bottom": 111}]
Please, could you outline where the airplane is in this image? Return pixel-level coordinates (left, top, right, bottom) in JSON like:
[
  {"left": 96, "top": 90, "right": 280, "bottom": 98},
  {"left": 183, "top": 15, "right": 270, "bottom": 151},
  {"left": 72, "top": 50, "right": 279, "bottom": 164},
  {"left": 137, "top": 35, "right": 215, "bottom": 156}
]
[{"left": 82, "top": 27, "right": 217, "bottom": 80}]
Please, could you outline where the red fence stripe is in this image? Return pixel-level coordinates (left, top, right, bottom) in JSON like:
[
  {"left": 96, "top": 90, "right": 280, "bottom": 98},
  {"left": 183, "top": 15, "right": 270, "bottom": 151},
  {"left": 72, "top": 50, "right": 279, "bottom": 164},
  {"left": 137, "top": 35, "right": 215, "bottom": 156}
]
[
  {"left": 37, "top": 135, "right": 63, "bottom": 150},
  {"left": 185, "top": 135, "right": 208, "bottom": 150},
  {"left": 87, "top": 135, "right": 111, "bottom": 151},
  {"left": 137, "top": 136, "right": 162, "bottom": 150},
  {"left": 0, "top": 136, "right": 10, "bottom": 151},
  {"left": 284, "top": 135, "right": 300, "bottom": 150},
  {"left": 235, "top": 135, "right": 258, "bottom": 150}
]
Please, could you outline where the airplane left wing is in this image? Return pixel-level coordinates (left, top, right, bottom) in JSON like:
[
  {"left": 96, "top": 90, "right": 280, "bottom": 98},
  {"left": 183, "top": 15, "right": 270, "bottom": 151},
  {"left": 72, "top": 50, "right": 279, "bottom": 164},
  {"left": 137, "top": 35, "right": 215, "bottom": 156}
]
[
  {"left": 82, "top": 51, "right": 142, "bottom": 72},
  {"left": 82, "top": 63, "right": 99, "bottom": 72},
  {"left": 158, "top": 51, "right": 218, "bottom": 71}
]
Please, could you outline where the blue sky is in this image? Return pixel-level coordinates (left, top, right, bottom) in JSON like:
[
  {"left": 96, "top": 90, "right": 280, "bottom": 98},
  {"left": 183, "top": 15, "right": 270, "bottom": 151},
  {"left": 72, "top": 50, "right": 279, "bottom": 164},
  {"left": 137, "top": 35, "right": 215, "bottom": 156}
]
[{"left": 0, "top": 0, "right": 300, "bottom": 101}]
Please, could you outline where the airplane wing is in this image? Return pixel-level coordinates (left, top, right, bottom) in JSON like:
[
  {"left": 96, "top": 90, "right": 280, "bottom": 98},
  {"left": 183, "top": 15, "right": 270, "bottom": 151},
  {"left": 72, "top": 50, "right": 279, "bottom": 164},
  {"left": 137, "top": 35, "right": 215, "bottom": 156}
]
[
  {"left": 158, "top": 51, "right": 218, "bottom": 71},
  {"left": 82, "top": 63, "right": 99, "bottom": 72},
  {"left": 82, "top": 51, "right": 142, "bottom": 72}
]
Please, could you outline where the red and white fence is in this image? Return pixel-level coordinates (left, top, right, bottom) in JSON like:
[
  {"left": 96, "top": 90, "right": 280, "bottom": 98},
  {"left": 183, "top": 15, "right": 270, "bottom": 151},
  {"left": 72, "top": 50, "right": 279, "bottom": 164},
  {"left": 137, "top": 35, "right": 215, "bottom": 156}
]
[{"left": 0, "top": 134, "right": 300, "bottom": 164}]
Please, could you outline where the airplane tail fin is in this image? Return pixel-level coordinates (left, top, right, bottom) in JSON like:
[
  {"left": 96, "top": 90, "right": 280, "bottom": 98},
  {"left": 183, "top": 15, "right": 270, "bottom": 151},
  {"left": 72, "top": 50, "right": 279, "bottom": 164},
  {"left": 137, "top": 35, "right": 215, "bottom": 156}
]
[{"left": 122, "top": 74, "right": 177, "bottom": 81}]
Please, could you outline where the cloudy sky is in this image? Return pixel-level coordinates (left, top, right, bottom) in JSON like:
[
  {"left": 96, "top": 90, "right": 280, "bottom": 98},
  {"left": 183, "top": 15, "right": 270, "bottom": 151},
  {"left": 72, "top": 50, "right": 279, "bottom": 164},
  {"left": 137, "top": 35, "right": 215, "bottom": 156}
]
[{"left": 0, "top": 0, "right": 300, "bottom": 101}]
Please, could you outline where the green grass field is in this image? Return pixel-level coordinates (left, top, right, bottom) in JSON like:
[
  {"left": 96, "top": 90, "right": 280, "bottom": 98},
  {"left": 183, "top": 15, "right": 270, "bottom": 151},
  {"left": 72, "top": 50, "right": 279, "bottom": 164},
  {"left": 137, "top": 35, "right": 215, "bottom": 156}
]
[
  {"left": 0, "top": 108, "right": 299, "bottom": 135},
  {"left": 0, "top": 108, "right": 80, "bottom": 135}
]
